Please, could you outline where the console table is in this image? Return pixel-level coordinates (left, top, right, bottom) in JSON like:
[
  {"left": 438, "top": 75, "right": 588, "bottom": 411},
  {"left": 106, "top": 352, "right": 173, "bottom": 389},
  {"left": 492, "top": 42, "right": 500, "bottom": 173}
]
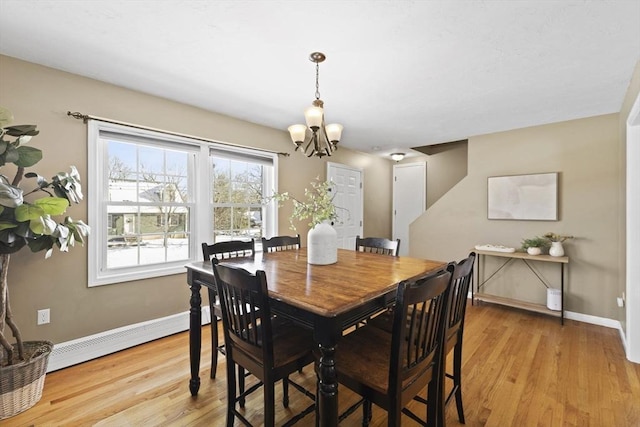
[{"left": 473, "top": 249, "right": 569, "bottom": 324}]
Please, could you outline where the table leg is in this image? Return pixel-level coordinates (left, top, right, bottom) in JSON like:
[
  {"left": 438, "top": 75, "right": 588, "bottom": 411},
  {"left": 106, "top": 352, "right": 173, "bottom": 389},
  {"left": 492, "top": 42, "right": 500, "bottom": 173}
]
[
  {"left": 315, "top": 321, "right": 340, "bottom": 427},
  {"left": 189, "top": 279, "right": 202, "bottom": 396}
]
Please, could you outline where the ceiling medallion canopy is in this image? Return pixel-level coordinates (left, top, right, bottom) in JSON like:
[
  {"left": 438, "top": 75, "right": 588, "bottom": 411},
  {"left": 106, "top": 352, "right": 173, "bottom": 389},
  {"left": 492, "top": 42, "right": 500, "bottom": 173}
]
[{"left": 288, "top": 52, "right": 343, "bottom": 158}]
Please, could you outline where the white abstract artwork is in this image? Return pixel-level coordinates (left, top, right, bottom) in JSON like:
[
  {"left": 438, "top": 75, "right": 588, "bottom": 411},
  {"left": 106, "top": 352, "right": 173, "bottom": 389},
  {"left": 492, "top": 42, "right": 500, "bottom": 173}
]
[{"left": 488, "top": 173, "right": 558, "bottom": 220}]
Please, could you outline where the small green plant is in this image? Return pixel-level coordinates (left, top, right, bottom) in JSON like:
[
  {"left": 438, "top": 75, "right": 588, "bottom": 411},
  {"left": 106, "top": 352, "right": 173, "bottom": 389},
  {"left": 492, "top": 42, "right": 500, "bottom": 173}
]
[
  {"left": 269, "top": 178, "right": 342, "bottom": 230},
  {"left": 521, "top": 236, "right": 550, "bottom": 250}
]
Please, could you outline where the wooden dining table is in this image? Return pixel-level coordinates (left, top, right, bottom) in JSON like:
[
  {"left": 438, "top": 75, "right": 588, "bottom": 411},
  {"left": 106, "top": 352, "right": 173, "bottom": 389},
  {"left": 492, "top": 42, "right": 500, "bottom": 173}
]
[{"left": 185, "top": 248, "right": 446, "bottom": 427}]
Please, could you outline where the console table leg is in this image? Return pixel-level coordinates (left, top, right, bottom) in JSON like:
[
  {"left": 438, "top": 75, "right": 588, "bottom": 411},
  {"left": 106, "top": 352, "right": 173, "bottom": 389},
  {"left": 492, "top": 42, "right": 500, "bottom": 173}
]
[{"left": 561, "top": 264, "right": 565, "bottom": 325}]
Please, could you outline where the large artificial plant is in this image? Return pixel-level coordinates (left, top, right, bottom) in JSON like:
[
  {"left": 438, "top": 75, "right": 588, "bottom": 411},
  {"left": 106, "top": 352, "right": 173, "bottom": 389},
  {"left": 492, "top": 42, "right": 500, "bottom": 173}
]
[{"left": 0, "top": 107, "right": 89, "bottom": 366}]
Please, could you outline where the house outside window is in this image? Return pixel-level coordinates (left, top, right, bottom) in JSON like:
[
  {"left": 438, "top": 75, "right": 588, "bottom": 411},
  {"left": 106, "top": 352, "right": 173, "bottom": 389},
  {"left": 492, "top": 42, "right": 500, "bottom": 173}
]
[{"left": 88, "top": 122, "right": 277, "bottom": 286}]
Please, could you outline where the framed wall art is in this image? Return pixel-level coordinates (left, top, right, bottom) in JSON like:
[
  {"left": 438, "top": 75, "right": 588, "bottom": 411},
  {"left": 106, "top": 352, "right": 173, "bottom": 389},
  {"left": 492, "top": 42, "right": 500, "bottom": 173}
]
[{"left": 487, "top": 172, "right": 558, "bottom": 221}]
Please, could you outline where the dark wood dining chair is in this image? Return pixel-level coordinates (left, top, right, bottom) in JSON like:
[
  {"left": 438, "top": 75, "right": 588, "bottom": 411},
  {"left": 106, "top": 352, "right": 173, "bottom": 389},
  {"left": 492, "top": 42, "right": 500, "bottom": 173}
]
[
  {"left": 442, "top": 252, "right": 476, "bottom": 424},
  {"left": 335, "top": 265, "right": 453, "bottom": 426},
  {"left": 367, "top": 253, "right": 476, "bottom": 424},
  {"left": 354, "top": 235, "right": 400, "bottom": 327},
  {"left": 355, "top": 235, "right": 400, "bottom": 256},
  {"left": 212, "top": 259, "right": 315, "bottom": 427},
  {"left": 201, "top": 240, "right": 255, "bottom": 379},
  {"left": 261, "top": 234, "right": 301, "bottom": 252}
]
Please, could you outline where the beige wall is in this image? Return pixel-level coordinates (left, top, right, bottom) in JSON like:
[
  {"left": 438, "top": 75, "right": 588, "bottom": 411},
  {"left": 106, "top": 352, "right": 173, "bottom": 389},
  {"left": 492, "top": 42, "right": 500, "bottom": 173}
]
[
  {"left": 0, "top": 55, "right": 392, "bottom": 343},
  {"left": 618, "top": 59, "right": 640, "bottom": 331},
  {"left": 397, "top": 142, "right": 468, "bottom": 209},
  {"left": 411, "top": 114, "right": 622, "bottom": 319}
]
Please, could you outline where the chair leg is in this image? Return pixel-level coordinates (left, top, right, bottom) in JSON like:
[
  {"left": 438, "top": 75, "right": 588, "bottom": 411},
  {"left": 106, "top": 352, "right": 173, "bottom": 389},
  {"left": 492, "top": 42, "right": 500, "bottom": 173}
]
[
  {"left": 282, "top": 376, "right": 290, "bottom": 408},
  {"left": 427, "top": 375, "right": 440, "bottom": 427},
  {"left": 210, "top": 312, "right": 218, "bottom": 379},
  {"left": 264, "top": 379, "right": 276, "bottom": 427},
  {"left": 453, "top": 342, "right": 466, "bottom": 423},
  {"left": 238, "top": 365, "right": 246, "bottom": 408},
  {"left": 388, "top": 404, "right": 401, "bottom": 427},
  {"left": 226, "top": 359, "right": 236, "bottom": 427}
]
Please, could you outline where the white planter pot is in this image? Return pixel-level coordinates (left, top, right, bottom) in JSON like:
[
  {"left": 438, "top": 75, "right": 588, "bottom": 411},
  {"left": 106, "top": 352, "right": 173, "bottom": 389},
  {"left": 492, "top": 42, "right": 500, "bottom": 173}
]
[
  {"left": 527, "top": 247, "right": 542, "bottom": 256},
  {"left": 307, "top": 221, "right": 337, "bottom": 265},
  {"left": 549, "top": 241, "right": 564, "bottom": 257}
]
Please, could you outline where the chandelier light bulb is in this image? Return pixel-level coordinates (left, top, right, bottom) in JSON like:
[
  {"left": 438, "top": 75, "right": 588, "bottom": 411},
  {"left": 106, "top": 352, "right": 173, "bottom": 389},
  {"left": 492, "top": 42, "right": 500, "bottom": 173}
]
[
  {"left": 288, "top": 124, "right": 307, "bottom": 144},
  {"left": 325, "top": 123, "right": 343, "bottom": 143},
  {"left": 304, "top": 106, "right": 324, "bottom": 129}
]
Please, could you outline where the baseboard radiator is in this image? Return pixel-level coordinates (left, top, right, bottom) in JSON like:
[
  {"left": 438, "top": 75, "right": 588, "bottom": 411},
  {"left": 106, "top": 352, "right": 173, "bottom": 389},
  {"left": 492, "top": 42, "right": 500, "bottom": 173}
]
[{"left": 47, "top": 306, "right": 212, "bottom": 372}]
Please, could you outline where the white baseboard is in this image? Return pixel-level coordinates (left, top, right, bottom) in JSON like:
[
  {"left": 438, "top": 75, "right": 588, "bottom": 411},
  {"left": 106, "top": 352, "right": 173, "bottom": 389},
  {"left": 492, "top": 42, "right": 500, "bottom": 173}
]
[
  {"left": 47, "top": 306, "right": 211, "bottom": 372},
  {"left": 564, "top": 310, "right": 622, "bottom": 330},
  {"left": 467, "top": 291, "right": 623, "bottom": 331},
  {"left": 47, "top": 299, "right": 627, "bottom": 373}
]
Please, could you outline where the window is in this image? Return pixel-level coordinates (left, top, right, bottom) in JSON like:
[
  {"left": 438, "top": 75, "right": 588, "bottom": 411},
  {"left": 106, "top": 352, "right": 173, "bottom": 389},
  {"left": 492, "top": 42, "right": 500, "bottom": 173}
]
[
  {"left": 88, "top": 122, "right": 277, "bottom": 286},
  {"left": 210, "top": 150, "right": 274, "bottom": 243}
]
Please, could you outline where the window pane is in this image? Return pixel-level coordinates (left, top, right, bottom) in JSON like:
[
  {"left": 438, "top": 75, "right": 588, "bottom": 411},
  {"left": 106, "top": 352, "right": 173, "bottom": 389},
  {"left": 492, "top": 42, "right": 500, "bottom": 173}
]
[
  {"left": 212, "top": 156, "right": 267, "bottom": 244},
  {"left": 138, "top": 234, "right": 167, "bottom": 265},
  {"left": 139, "top": 146, "right": 164, "bottom": 175},
  {"left": 107, "top": 242, "right": 139, "bottom": 269},
  {"left": 108, "top": 141, "right": 136, "bottom": 180},
  {"left": 167, "top": 233, "right": 189, "bottom": 262}
]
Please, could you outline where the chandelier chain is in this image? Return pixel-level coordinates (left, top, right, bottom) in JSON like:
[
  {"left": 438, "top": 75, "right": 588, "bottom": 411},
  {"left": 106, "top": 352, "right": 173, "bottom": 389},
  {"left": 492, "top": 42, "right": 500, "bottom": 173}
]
[{"left": 315, "top": 61, "right": 321, "bottom": 100}]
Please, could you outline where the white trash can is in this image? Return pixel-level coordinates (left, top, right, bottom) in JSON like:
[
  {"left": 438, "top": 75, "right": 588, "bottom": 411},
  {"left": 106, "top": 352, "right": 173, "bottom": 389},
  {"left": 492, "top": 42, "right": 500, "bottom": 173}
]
[{"left": 547, "top": 288, "right": 561, "bottom": 311}]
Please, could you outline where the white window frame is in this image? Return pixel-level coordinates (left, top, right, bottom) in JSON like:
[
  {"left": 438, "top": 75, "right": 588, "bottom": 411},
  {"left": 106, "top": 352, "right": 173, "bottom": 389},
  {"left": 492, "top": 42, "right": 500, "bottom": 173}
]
[
  {"left": 209, "top": 146, "right": 278, "bottom": 246},
  {"left": 88, "top": 121, "right": 278, "bottom": 286}
]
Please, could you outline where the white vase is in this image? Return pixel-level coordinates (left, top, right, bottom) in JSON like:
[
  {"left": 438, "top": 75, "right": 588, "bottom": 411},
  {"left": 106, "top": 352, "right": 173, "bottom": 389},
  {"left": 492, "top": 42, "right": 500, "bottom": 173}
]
[
  {"left": 549, "top": 241, "right": 564, "bottom": 257},
  {"left": 307, "top": 220, "right": 337, "bottom": 265},
  {"left": 527, "top": 247, "right": 542, "bottom": 256}
]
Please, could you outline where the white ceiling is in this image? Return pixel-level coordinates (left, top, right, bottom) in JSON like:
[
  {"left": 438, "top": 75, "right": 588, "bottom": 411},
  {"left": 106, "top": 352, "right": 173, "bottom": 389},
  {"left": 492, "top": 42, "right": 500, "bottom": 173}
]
[{"left": 1, "top": 0, "right": 639, "bottom": 157}]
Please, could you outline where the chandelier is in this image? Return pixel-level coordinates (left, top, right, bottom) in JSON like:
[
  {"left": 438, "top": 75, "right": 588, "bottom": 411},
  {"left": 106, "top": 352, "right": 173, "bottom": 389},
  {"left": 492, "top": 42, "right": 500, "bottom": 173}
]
[{"left": 288, "top": 52, "right": 343, "bottom": 158}]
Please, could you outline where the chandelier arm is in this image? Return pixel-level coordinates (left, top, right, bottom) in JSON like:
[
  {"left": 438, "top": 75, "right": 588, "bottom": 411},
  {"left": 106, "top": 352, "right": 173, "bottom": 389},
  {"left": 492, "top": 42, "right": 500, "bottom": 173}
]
[
  {"left": 303, "top": 136, "right": 314, "bottom": 156},
  {"left": 321, "top": 124, "right": 332, "bottom": 153}
]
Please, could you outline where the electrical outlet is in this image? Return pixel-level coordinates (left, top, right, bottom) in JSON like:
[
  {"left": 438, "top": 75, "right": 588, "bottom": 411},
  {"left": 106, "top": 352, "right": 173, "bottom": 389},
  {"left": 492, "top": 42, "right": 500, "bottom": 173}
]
[{"left": 37, "top": 308, "right": 50, "bottom": 325}]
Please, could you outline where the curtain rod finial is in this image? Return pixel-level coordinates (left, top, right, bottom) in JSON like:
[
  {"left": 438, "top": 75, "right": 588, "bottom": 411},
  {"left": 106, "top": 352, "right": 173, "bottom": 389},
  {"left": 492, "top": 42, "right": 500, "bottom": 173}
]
[{"left": 67, "top": 111, "right": 89, "bottom": 122}]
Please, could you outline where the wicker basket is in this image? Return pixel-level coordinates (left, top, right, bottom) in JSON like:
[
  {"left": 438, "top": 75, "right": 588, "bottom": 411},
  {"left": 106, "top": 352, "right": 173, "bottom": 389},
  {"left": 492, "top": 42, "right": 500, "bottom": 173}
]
[{"left": 0, "top": 341, "right": 53, "bottom": 420}]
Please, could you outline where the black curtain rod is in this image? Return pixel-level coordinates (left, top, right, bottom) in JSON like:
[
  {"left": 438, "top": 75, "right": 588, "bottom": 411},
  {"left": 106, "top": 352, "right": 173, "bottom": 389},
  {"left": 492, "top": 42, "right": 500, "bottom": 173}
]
[{"left": 66, "top": 111, "right": 290, "bottom": 157}]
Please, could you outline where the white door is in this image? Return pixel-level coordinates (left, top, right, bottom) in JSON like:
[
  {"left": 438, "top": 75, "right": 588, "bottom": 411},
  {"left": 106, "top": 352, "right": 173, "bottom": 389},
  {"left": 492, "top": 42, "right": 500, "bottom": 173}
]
[
  {"left": 393, "top": 162, "right": 426, "bottom": 256},
  {"left": 327, "top": 162, "right": 363, "bottom": 250},
  {"left": 626, "top": 91, "right": 640, "bottom": 363}
]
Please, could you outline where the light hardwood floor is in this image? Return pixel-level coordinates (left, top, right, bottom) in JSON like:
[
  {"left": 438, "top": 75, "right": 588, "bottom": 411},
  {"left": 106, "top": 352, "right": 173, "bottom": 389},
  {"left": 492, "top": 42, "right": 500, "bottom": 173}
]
[{"left": 5, "top": 302, "right": 640, "bottom": 426}]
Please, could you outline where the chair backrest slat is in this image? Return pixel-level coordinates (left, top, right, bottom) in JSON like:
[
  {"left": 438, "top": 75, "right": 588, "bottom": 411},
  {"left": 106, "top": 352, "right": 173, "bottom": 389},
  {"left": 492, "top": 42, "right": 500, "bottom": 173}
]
[
  {"left": 213, "top": 260, "right": 273, "bottom": 362},
  {"left": 202, "top": 240, "right": 255, "bottom": 261},
  {"left": 447, "top": 252, "right": 476, "bottom": 339},
  {"left": 389, "top": 265, "right": 453, "bottom": 389},
  {"left": 261, "top": 235, "right": 301, "bottom": 252},
  {"left": 355, "top": 235, "right": 400, "bottom": 256}
]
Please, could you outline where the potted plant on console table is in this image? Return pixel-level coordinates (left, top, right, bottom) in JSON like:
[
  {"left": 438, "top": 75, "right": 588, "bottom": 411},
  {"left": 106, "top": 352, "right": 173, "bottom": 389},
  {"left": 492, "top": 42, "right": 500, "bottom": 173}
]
[
  {"left": 0, "top": 107, "right": 90, "bottom": 419},
  {"left": 521, "top": 236, "right": 550, "bottom": 256}
]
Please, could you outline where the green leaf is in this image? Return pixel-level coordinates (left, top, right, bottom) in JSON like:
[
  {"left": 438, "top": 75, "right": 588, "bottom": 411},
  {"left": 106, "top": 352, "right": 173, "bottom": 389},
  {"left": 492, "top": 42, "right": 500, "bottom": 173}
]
[
  {"left": 0, "top": 106, "right": 14, "bottom": 128},
  {"left": 0, "top": 221, "right": 18, "bottom": 231},
  {"left": 27, "top": 235, "right": 54, "bottom": 254},
  {"left": 33, "top": 197, "right": 69, "bottom": 215},
  {"left": 14, "top": 203, "right": 45, "bottom": 222},
  {"left": 15, "top": 146, "right": 43, "bottom": 167},
  {"left": 4, "top": 125, "right": 39, "bottom": 137},
  {"left": 4, "top": 146, "right": 19, "bottom": 163}
]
